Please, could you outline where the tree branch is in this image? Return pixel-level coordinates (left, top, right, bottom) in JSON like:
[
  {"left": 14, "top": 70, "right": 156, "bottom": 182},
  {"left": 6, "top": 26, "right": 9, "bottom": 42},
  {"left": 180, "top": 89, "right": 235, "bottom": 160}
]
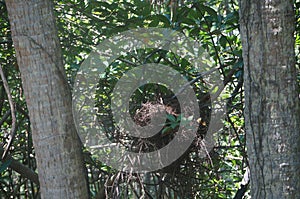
[
  {"left": 0, "top": 63, "right": 17, "bottom": 159},
  {"left": 0, "top": 146, "right": 39, "bottom": 185}
]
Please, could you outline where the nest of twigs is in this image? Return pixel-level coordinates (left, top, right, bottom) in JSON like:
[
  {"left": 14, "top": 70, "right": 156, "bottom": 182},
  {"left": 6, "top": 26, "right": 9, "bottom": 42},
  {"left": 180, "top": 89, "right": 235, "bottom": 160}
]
[{"left": 96, "top": 94, "right": 214, "bottom": 198}]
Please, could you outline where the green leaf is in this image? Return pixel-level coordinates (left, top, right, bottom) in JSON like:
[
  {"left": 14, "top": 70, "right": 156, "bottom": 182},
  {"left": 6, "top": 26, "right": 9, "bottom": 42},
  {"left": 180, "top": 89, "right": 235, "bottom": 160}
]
[
  {"left": 166, "top": 114, "right": 176, "bottom": 122},
  {"left": 233, "top": 58, "right": 243, "bottom": 69},
  {"left": 175, "top": 7, "right": 190, "bottom": 21},
  {"left": 196, "top": 4, "right": 218, "bottom": 20},
  {"left": 219, "top": 35, "right": 227, "bottom": 48},
  {"left": 149, "top": 18, "right": 159, "bottom": 27},
  {"left": 170, "top": 123, "right": 178, "bottom": 129},
  {"left": 162, "top": 127, "right": 171, "bottom": 135},
  {"left": 204, "top": 6, "right": 218, "bottom": 18},
  {"left": 157, "top": 14, "right": 171, "bottom": 27},
  {"left": 188, "top": 8, "right": 202, "bottom": 20},
  {"left": 0, "top": 159, "right": 12, "bottom": 173}
]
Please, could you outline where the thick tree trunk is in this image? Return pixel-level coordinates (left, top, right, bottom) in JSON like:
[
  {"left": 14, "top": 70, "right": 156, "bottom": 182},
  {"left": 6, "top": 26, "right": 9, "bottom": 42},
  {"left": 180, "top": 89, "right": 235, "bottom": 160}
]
[
  {"left": 239, "top": 0, "right": 300, "bottom": 198},
  {"left": 5, "top": 0, "right": 89, "bottom": 198}
]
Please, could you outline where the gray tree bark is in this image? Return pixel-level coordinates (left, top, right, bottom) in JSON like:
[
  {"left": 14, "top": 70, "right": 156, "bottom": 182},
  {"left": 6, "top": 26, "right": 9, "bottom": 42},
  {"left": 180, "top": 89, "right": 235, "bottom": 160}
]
[
  {"left": 5, "top": 0, "right": 89, "bottom": 198},
  {"left": 239, "top": 0, "right": 300, "bottom": 198}
]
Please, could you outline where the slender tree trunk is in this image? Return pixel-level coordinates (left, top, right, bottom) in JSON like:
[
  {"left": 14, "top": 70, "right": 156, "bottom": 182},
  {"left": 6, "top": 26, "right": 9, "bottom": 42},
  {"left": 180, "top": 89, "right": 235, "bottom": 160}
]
[
  {"left": 5, "top": 0, "right": 89, "bottom": 198},
  {"left": 239, "top": 0, "right": 300, "bottom": 198}
]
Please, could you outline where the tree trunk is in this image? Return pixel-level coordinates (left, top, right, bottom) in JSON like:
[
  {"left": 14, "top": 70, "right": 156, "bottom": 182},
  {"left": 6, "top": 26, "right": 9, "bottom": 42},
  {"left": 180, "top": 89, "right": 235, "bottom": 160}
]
[
  {"left": 5, "top": 0, "right": 89, "bottom": 198},
  {"left": 239, "top": 0, "right": 300, "bottom": 198}
]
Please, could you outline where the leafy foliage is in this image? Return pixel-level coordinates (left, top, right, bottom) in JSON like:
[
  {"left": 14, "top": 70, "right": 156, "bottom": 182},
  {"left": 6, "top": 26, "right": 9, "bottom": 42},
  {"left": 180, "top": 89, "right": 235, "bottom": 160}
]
[{"left": 0, "top": 0, "right": 298, "bottom": 198}]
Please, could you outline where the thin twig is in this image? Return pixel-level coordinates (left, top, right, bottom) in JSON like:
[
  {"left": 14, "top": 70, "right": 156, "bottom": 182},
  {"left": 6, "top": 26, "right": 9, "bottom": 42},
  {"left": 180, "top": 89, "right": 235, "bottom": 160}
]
[
  {"left": 0, "top": 109, "right": 11, "bottom": 127},
  {"left": 172, "top": 67, "right": 219, "bottom": 98},
  {"left": 0, "top": 64, "right": 17, "bottom": 159}
]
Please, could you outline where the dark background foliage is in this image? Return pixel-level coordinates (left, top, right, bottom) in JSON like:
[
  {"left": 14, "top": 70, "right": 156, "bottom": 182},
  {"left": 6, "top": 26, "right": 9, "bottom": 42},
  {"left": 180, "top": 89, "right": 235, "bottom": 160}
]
[{"left": 0, "top": 0, "right": 299, "bottom": 198}]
